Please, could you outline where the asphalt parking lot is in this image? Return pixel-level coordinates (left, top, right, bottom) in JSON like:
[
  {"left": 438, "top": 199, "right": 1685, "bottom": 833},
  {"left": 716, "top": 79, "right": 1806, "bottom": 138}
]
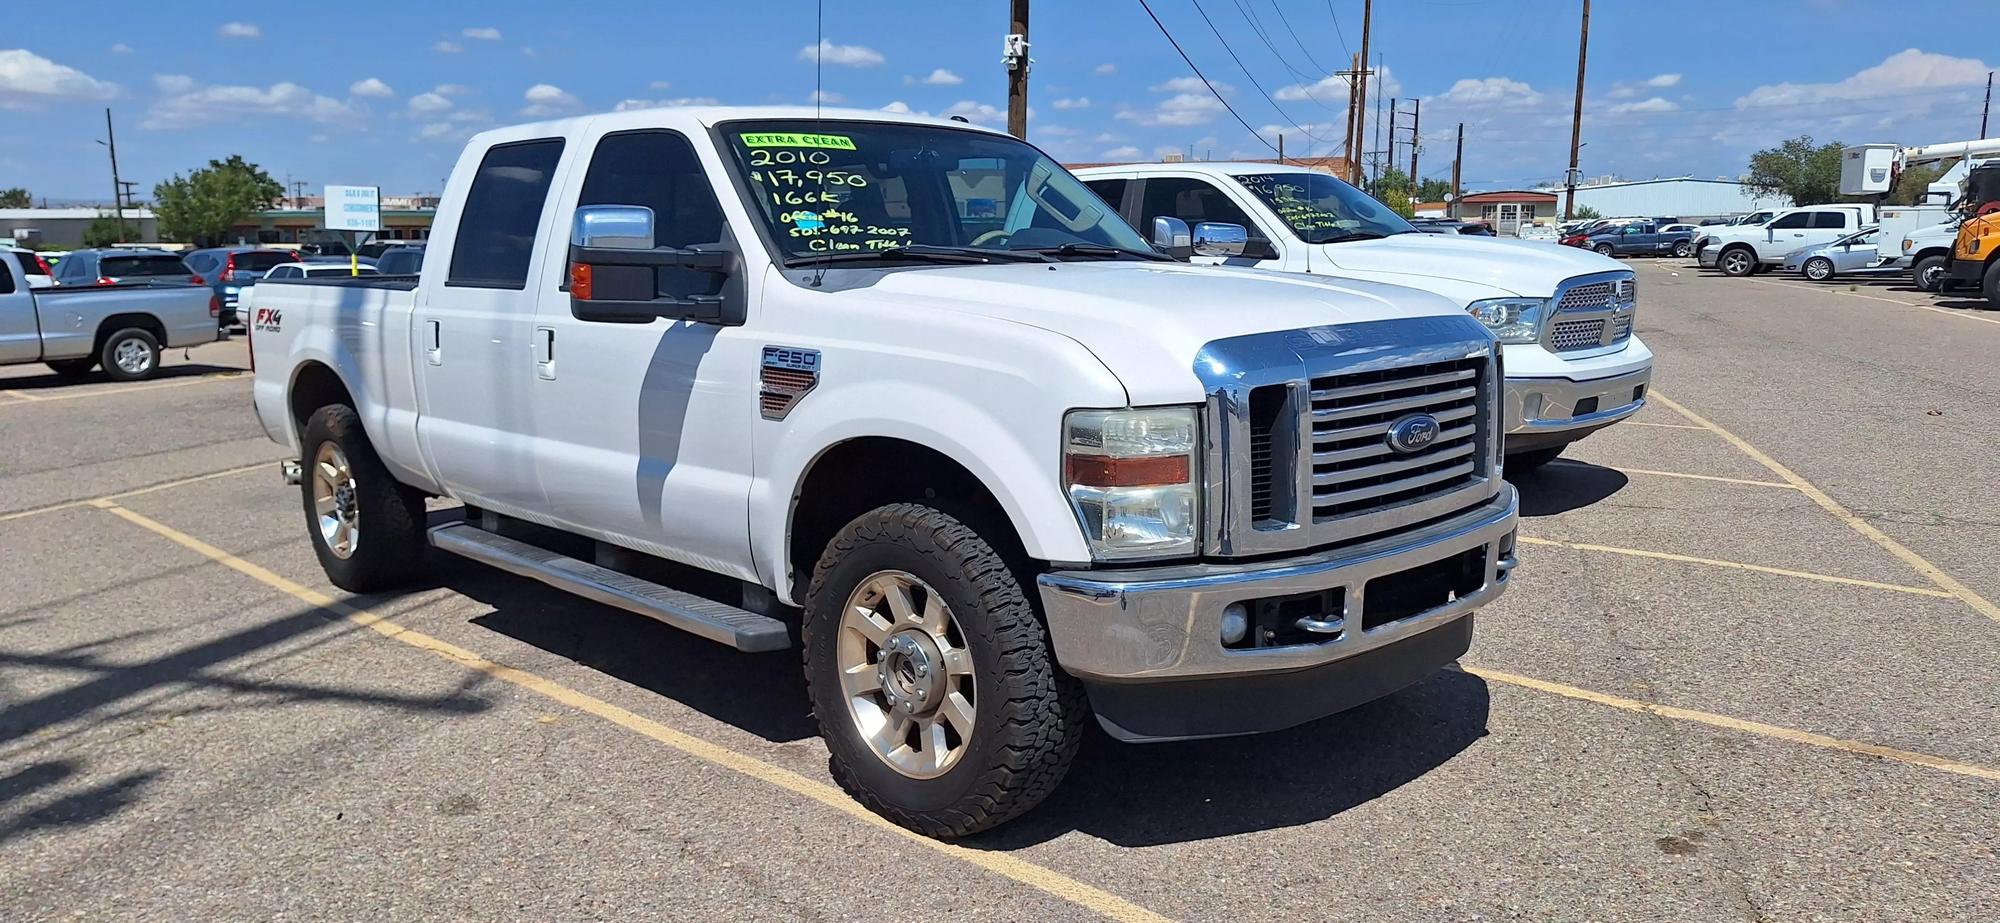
[{"left": 3, "top": 261, "right": 1996, "bottom": 922}]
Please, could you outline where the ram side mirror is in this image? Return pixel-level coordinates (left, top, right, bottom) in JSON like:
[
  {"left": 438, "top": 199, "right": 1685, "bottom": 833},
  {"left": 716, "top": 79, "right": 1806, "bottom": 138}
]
[
  {"left": 1152, "top": 216, "right": 1193, "bottom": 261},
  {"left": 1192, "top": 221, "right": 1249, "bottom": 257},
  {"left": 568, "top": 204, "right": 741, "bottom": 326}
]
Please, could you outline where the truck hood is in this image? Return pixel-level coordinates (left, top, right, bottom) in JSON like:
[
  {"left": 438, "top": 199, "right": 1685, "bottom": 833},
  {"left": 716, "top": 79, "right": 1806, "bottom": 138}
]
[
  {"left": 1312, "top": 232, "right": 1622, "bottom": 298},
  {"left": 840, "top": 260, "right": 1475, "bottom": 404},
  {"left": 1694, "top": 225, "right": 1766, "bottom": 244}
]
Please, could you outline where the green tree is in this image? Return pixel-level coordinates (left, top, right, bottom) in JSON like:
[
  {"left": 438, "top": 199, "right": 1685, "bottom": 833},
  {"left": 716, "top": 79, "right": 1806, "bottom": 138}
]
[
  {"left": 1415, "top": 178, "right": 1452, "bottom": 202},
  {"left": 1744, "top": 136, "right": 1844, "bottom": 206},
  {"left": 81, "top": 216, "right": 124, "bottom": 247},
  {"left": 151, "top": 155, "right": 282, "bottom": 246},
  {"left": 1364, "top": 166, "right": 1410, "bottom": 200},
  {"left": 0, "top": 187, "right": 30, "bottom": 208},
  {"left": 1889, "top": 164, "right": 1943, "bottom": 205},
  {"left": 1571, "top": 205, "right": 1602, "bottom": 220}
]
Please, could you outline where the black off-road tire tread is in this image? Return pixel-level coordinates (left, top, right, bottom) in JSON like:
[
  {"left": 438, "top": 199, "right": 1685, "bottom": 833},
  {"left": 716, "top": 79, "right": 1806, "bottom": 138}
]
[
  {"left": 801, "top": 502, "right": 1086, "bottom": 839},
  {"left": 1984, "top": 260, "right": 2000, "bottom": 311},
  {"left": 301, "top": 404, "right": 428, "bottom": 593},
  {"left": 98, "top": 327, "right": 159, "bottom": 382}
]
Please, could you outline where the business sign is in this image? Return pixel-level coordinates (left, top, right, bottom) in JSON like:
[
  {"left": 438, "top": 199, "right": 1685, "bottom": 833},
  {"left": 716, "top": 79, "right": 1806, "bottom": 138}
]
[{"left": 324, "top": 185, "right": 382, "bottom": 232}]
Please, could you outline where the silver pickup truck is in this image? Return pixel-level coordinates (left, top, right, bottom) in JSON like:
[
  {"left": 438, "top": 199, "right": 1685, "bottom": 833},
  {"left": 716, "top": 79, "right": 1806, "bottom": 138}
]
[{"left": 0, "top": 251, "right": 220, "bottom": 380}]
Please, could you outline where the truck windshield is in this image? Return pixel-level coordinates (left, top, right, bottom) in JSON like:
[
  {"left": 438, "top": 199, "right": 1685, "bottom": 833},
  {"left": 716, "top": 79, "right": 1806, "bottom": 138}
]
[
  {"left": 720, "top": 120, "right": 1154, "bottom": 265},
  {"left": 1230, "top": 171, "right": 1416, "bottom": 243}
]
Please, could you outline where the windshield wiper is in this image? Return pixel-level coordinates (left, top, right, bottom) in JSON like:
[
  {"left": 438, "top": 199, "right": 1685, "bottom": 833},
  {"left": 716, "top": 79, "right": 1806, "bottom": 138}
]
[
  {"left": 784, "top": 244, "right": 1051, "bottom": 267},
  {"left": 1020, "top": 242, "right": 1174, "bottom": 262},
  {"left": 1312, "top": 231, "right": 1391, "bottom": 244}
]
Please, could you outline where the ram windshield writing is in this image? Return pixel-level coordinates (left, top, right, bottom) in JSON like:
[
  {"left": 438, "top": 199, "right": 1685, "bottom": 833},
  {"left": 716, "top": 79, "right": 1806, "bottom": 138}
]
[
  {"left": 721, "top": 120, "right": 1152, "bottom": 264},
  {"left": 1233, "top": 172, "right": 1417, "bottom": 243}
]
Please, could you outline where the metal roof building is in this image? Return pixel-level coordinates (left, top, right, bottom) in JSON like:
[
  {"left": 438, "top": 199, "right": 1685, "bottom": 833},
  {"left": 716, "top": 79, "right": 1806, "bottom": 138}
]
[{"left": 1547, "top": 179, "right": 1792, "bottom": 220}]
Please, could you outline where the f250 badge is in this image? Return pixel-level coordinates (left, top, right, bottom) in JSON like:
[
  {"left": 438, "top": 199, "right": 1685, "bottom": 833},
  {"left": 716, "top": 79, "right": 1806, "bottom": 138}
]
[
  {"left": 759, "top": 346, "right": 820, "bottom": 420},
  {"left": 252, "top": 308, "right": 283, "bottom": 333}
]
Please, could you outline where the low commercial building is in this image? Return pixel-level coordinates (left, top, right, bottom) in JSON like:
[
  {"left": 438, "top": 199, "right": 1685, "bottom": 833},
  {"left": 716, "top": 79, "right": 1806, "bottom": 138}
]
[
  {"left": 1549, "top": 179, "right": 1792, "bottom": 222},
  {"left": 2, "top": 208, "right": 159, "bottom": 248},
  {"left": 1447, "top": 190, "right": 1558, "bottom": 235}
]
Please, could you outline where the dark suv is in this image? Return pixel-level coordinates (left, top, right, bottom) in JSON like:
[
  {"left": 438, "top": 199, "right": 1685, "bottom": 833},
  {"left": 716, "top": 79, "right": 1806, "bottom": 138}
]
[
  {"left": 52, "top": 248, "right": 199, "bottom": 286},
  {"left": 183, "top": 247, "right": 296, "bottom": 326}
]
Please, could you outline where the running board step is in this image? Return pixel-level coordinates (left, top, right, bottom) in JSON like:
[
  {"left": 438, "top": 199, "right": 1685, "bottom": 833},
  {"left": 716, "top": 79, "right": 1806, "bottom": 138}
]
[{"left": 428, "top": 522, "right": 790, "bottom": 652}]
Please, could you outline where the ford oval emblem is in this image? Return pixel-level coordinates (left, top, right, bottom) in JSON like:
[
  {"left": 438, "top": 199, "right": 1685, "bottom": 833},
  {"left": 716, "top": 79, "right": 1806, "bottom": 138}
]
[{"left": 1385, "top": 414, "right": 1441, "bottom": 454}]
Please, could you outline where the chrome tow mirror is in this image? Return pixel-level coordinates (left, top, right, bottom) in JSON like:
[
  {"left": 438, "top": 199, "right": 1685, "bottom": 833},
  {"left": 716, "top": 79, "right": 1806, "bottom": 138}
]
[
  {"left": 1192, "top": 221, "right": 1249, "bottom": 257},
  {"left": 571, "top": 205, "right": 656, "bottom": 250}
]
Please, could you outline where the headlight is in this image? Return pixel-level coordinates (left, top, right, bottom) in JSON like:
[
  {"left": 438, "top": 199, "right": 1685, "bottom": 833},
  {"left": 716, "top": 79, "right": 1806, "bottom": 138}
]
[
  {"left": 1902, "top": 238, "right": 1914, "bottom": 252},
  {"left": 1063, "top": 407, "right": 1199, "bottom": 560},
  {"left": 1465, "top": 297, "right": 1545, "bottom": 344}
]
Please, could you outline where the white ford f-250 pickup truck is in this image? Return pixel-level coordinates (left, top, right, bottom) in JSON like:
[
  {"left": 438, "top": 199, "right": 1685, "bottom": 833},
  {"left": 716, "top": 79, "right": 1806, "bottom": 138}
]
[
  {"left": 244, "top": 107, "right": 1519, "bottom": 837},
  {"left": 1073, "top": 163, "right": 1653, "bottom": 469}
]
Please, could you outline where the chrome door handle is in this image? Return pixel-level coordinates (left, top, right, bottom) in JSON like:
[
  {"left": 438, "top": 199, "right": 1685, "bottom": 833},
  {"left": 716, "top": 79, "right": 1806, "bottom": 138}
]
[
  {"left": 424, "top": 319, "right": 442, "bottom": 365},
  {"left": 534, "top": 326, "right": 556, "bottom": 380}
]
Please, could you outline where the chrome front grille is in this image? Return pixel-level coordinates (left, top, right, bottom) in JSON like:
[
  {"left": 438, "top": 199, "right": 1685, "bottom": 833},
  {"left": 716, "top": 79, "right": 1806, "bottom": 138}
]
[
  {"left": 1543, "top": 271, "right": 1637, "bottom": 356},
  {"left": 1549, "top": 319, "right": 1607, "bottom": 352},
  {"left": 1558, "top": 281, "right": 1616, "bottom": 311},
  {"left": 1197, "top": 315, "right": 1504, "bottom": 558},
  {"left": 1306, "top": 359, "right": 1486, "bottom": 520}
]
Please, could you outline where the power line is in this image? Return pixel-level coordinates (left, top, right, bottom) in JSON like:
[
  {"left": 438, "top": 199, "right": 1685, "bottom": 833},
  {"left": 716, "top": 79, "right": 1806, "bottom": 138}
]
[
  {"left": 1186, "top": 0, "right": 1336, "bottom": 143},
  {"left": 1135, "top": 0, "right": 1281, "bottom": 155},
  {"left": 1322, "top": 0, "right": 1352, "bottom": 60},
  {"left": 1269, "top": 0, "right": 1336, "bottom": 76},
  {"left": 1223, "top": 0, "right": 1344, "bottom": 114}
]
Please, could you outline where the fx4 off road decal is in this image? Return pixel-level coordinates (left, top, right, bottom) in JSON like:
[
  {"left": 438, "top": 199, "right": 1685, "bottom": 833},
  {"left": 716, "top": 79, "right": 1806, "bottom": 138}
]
[{"left": 252, "top": 308, "right": 283, "bottom": 334}]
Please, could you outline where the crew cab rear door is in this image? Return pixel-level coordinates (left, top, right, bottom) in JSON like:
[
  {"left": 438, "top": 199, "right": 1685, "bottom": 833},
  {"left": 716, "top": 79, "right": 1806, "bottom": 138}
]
[{"left": 0, "top": 253, "right": 40, "bottom": 363}]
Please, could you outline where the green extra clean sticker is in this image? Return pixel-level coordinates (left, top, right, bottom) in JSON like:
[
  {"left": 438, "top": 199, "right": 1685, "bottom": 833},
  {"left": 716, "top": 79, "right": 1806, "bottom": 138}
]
[{"left": 740, "top": 132, "right": 857, "bottom": 150}]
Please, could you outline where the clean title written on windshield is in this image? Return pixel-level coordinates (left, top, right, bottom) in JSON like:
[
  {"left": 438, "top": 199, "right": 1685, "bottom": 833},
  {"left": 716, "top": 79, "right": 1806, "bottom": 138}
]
[{"left": 733, "top": 133, "right": 913, "bottom": 254}]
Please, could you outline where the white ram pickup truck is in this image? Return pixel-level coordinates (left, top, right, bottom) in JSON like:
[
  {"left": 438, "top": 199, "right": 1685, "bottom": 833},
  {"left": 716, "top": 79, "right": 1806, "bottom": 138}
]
[
  {"left": 1073, "top": 163, "right": 1652, "bottom": 469},
  {"left": 244, "top": 107, "right": 1519, "bottom": 837},
  {"left": 1692, "top": 203, "right": 1876, "bottom": 277}
]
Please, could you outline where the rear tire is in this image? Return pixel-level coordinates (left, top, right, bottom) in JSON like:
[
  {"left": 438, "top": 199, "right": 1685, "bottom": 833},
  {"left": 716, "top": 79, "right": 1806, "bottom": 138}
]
[
  {"left": 45, "top": 359, "right": 96, "bottom": 378},
  {"left": 1803, "top": 257, "right": 1834, "bottom": 282},
  {"left": 1507, "top": 446, "right": 1566, "bottom": 473},
  {"left": 1912, "top": 255, "right": 1948, "bottom": 293},
  {"left": 1594, "top": 243, "right": 1615, "bottom": 257},
  {"left": 98, "top": 327, "right": 160, "bottom": 381},
  {"left": 802, "top": 502, "right": 1086, "bottom": 838},
  {"left": 1985, "top": 260, "right": 2000, "bottom": 311},
  {"left": 1719, "top": 246, "right": 1756, "bottom": 277},
  {"left": 1671, "top": 239, "right": 1692, "bottom": 258},
  {"left": 299, "top": 404, "right": 428, "bottom": 593}
]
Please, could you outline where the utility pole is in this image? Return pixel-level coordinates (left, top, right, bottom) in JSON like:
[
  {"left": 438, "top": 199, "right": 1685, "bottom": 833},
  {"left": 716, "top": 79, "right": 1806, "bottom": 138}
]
[
  {"left": 1277, "top": 133, "right": 1285, "bottom": 164},
  {"left": 1982, "top": 71, "right": 1993, "bottom": 138},
  {"left": 1372, "top": 55, "right": 1385, "bottom": 186},
  {"left": 102, "top": 108, "right": 128, "bottom": 243},
  {"left": 1563, "top": 0, "right": 1590, "bottom": 220},
  {"left": 1451, "top": 122, "right": 1464, "bottom": 205},
  {"left": 1350, "top": 0, "right": 1372, "bottom": 185},
  {"left": 1005, "top": 0, "right": 1030, "bottom": 140},
  {"left": 1386, "top": 99, "right": 1398, "bottom": 188},
  {"left": 1341, "top": 52, "right": 1360, "bottom": 178},
  {"left": 1409, "top": 98, "right": 1421, "bottom": 198}
]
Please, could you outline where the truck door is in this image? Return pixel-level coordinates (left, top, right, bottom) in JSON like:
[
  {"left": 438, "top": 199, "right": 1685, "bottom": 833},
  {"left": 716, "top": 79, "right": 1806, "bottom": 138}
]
[
  {"left": 1805, "top": 211, "right": 1852, "bottom": 248},
  {"left": 0, "top": 256, "right": 40, "bottom": 363},
  {"left": 414, "top": 137, "right": 569, "bottom": 515},
  {"left": 527, "top": 127, "right": 759, "bottom": 581},
  {"left": 1762, "top": 211, "right": 1813, "bottom": 256},
  {"left": 1133, "top": 177, "right": 1289, "bottom": 270}
]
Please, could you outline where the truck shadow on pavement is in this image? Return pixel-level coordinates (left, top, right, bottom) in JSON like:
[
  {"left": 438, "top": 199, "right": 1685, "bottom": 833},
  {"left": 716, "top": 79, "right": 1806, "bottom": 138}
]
[
  {"left": 0, "top": 362, "right": 243, "bottom": 392},
  {"left": 1507, "top": 462, "right": 1628, "bottom": 517}
]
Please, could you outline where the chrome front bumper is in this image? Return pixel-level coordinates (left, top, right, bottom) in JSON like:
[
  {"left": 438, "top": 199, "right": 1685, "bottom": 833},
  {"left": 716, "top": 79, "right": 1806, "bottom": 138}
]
[
  {"left": 1036, "top": 486, "right": 1517, "bottom": 685},
  {"left": 1503, "top": 365, "right": 1652, "bottom": 449}
]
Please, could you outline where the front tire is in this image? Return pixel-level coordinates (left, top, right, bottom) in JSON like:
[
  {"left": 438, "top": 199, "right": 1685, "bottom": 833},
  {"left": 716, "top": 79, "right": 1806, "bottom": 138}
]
[
  {"left": 1671, "top": 239, "right": 1692, "bottom": 258},
  {"left": 98, "top": 327, "right": 159, "bottom": 381},
  {"left": 802, "top": 502, "right": 1085, "bottom": 838},
  {"left": 1912, "top": 255, "right": 1948, "bottom": 293},
  {"left": 1594, "top": 243, "right": 1615, "bottom": 257},
  {"left": 299, "top": 404, "right": 428, "bottom": 592},
  {"left": 1803, "top": 257, "right": 1834, "bottom": 282},
  {"left": 1985, "top": 260, "right": 2000, "bottom": 311},
  {"left": 1719, "top": 246, "right": 1756, "bottom": 277}
]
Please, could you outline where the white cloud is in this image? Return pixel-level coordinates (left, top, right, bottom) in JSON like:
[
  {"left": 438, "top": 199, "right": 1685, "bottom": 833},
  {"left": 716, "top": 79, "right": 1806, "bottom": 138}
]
[
  {"left": 1149, "top": 76, "right": 1227, "bottom": 94},
  {"left": 462, "top": 26, "right": 502, "bottom": 40},
  {"left": 879, "top": 100, "right": 911, "bottom": 113},
  {"left": 1100, "top": 145, "right": 1141, "bottom": 159},
  {"left": 1606, "top": 96, "right": 1678, "bottom": 115},
  {"left": 1736, "top": 48, "right": 1990, "bottom": 108},
  {"left": 433, "top": 83, "right": 472, "bottom": 96},
  {"left": 1119, "top": 93, "right": 1224, "bottom": 127},
  {"left": 408, "top": 92, "right": 453, "bottom": 113},
  {"left": 809, "top": 89, "right": 845, "bottom": 103},
  {"left": 433, "top": 41, "right": 463, "bottom": 54},
  {"left": 940, "top": 100, "right": 1006, "bottom": 124},
  {"left": 520, "top": 83, "right": 581, "bottom": 117},
  {"left": 349, "top": 77, "right": 395, "bottom": 98},
  {"left": 520, "top": 47, "right": 537, "bottom": 59},
  {"left": 416, "top": 110, "right": 493, "bottom": 142},
  {"left": 152, "top": 74, "right": 196, "bottom": 94},
  {"left": 1052, "top": 97, "right": 1090, "bottom": 110},
  {"left": 0, "top": 50, "right": 119, "bottom": 109},
  {"left": 145, "top": 81, "right": 356, "bottom": 129},
  {"left": 1092, "top": 132, "right": 1120, "bottom": 143},
  {"left": 218, "top": 22, "right": 261, "bottom": 39},
  {"left": 109, "top": 43, "right": 132, "bottom": 54},
  {"left": 612, "top": 97, "right": 720, "bottom": 112},
  {"left": 800, "top": 39, "right": 884, "bottom": 68},
  {"left": 1644, "top": 73, "right": 1682, "bottom": 88},
  {"left": 1093, "top": 63, "right": 1117, "bottom": 76},
  {"left": 648, "top": 80, "right": 673, "bottom": 91},
  {"left": 1273, "top": 75, "right": 1344, "bottom": 103},
  {"left": 1440, "top": 76, "right": 1543, "bottom": 108},
  {"left": 920, "top": 68, "right": 962, "bottom": 86},
  {"left": 1039, "top": 124, "right": 1080, "bottom": 137}
]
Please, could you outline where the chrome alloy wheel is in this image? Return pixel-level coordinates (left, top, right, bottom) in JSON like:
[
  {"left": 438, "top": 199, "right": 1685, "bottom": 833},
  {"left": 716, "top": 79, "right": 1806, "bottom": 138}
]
[
  {"left": 1722, "top": 249, "right": 1752, "bottom": 275},
  {"left": 1804, "top": 258, "right": 1833, "bottom": 281},
  {"left": 112, "top": 338, "right": 153, "bottom": 375},
  {"left": 311, "top": 442, "right": 360, "bottom": 559},
  {"left": 837, "top": 571, "right": 976, "bottom": 779}
]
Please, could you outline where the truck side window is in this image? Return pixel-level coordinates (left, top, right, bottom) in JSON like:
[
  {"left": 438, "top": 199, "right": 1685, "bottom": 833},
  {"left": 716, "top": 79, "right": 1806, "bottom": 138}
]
[
  {"left": 1810, "top": 212, "right": 1848, "bottom": 229},
  {"left": 0, "top": 257, "right": 14, "bottom": 294},
  {"left": 577, "top": 130, "right": 725, "bottom": 299},
  {"left": 1768, "top": 212, "right": 1811, "bottom": 230},
  {"left": 1138, "top": 178, "right": 1255, "bottom": 231},
  {"left": 447, "top": 138, "right": 566, "bottom": 290},
  {"left": 1082, "top": 179, "right": 1127, "bottom": 211}
]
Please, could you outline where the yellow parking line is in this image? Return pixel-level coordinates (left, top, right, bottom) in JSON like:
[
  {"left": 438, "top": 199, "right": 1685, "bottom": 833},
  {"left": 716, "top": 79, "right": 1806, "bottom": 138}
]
[
  {"left": 1552, "top": 461, "right": 1797, "bottom": 489},
  {"left": 1622, "top": 421, "right": 1709, "bottom": 430},
  {"left": 0, "top": 461, "right": 272, "bottom": 523},
  {"left": 1463, "top": 666, "right": 2000, "bottom": 784},
  {"left": 92, "top": 500, "right": 1172, "bottom": 923},
  {"left": 1516, "top": 536, "right": 1955, "bottom": 598},
  {"left": 1743, "top": 278, "right": 2000, "bottom": 328},
  {"left": 0, "top": 388, "right": 47, "bottom": 401},
  {"left": 0, "top": 372, "right": 246, "bottom": 407},
  {"left": 1652, "top": 391, "right": 2000, "bottom": 625}
]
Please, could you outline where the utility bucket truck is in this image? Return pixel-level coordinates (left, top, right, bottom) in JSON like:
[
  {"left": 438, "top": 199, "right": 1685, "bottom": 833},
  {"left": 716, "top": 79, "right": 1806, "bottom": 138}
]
[{"left": 1840, "top": 139, "right": 2000, "bottom": 295}]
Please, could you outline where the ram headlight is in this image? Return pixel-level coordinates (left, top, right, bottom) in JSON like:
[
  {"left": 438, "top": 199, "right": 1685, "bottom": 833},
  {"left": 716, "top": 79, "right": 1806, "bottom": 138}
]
[
  {"left": 1465, "top": 297, "right": 1546, "bottom": 344},
  {"left": 1063, "top": 407, "right": 1199, "bottom": 560}
]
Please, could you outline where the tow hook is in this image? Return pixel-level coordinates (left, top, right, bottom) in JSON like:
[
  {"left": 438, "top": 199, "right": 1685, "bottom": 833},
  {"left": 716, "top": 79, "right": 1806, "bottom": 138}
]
[{"left": 281, "top": 459, "right": 303, "bottom": 485}]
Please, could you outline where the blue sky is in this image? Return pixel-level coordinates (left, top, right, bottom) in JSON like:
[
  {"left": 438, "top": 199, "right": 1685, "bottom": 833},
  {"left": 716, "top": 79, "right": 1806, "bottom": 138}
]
[{"left": 2, "top": 0, "right": 1993, "bottom": 202}]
